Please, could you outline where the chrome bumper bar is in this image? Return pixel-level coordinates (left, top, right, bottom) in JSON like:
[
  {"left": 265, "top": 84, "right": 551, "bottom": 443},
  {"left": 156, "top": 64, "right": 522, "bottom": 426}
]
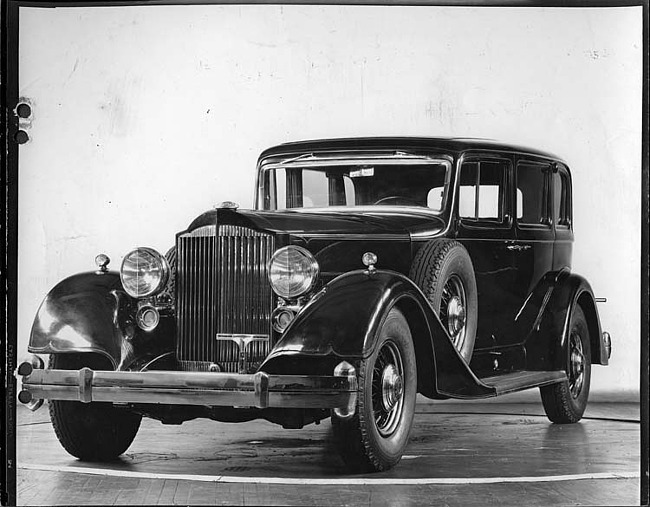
[{"left": 16, "top": 361, "right": 358, "bottom": 413}]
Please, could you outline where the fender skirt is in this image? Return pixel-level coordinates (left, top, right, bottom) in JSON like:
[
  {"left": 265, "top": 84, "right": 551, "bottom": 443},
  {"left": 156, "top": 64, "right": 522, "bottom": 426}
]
[
  {"left": 261, "top": 269, "right": 495, "bottom": 399},
  {"left": 28, "top": 271, "right": 174, "bottom": 370}
]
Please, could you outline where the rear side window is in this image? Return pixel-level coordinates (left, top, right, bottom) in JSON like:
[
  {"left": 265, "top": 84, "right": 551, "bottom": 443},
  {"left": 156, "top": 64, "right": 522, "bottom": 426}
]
[
  {"left": 516, "top": 161, "right": 551, "bottom": 227},
  {"left": 553, "top": 169, "right": 571, "bottom": 227},
  {"left": 458, "top": 159, "right": 508, "bottom": 222}
]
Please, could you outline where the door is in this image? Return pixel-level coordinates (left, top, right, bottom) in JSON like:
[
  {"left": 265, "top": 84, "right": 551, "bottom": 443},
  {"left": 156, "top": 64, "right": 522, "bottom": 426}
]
[
  {"left": 455, "top": 155, "right": 516, "bottom": 350},
  {"left": 512, "top": 157, "right": 556, "bottom": 326}
]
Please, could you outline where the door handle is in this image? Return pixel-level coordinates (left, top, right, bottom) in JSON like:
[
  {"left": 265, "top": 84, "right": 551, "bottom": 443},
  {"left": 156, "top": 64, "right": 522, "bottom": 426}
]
[{"left": 506, "top": 244, "right": 531, "bottom": 251}]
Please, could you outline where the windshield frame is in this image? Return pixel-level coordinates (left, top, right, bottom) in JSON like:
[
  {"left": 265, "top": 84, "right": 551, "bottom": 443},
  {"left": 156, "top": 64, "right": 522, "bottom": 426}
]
[{"left": 255, "top": 152, "right": 454, "bottom": 213}]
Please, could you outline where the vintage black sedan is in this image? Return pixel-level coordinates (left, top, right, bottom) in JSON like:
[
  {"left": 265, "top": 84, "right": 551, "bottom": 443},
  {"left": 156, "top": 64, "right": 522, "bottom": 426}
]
[{"left": 17, "top": 137, "right": 611, "bottom": 472}]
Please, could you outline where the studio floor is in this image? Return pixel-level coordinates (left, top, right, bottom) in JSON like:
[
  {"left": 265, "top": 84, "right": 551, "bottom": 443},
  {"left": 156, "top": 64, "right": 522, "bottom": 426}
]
[{"left": 15, "top": 401, "right": 640, "bottom": 506}]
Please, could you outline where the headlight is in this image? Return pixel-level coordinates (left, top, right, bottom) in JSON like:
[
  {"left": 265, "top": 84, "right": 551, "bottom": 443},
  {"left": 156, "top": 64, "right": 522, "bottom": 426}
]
[
  {"left": 120, "top": 247, "right": 170, "bottom": 298},
  {"left": 268, "top": 246, "right": 319, "bottom": 299}
]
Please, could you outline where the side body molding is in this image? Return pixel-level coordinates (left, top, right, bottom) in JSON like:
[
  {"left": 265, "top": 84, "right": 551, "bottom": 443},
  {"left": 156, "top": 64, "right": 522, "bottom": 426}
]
[
  {"left": 28, "top": 271, "right": 174, "bottom": 370},
  {"left": 261, "top": 269, "right": 496, "bottom": 399}
]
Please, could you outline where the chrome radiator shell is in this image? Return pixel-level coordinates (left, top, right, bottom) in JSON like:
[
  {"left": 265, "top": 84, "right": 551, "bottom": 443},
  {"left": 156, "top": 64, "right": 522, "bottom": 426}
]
[{"left": 175, "top": 224, "right": 276, "bottom": 372}]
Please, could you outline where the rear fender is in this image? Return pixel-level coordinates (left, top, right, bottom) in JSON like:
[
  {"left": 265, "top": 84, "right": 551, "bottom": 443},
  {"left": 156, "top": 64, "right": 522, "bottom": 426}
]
[
  {"left": 28, "top": 271, "right": 174, "bottom": 370},
  {"left": 261, "top": 269, "right": 495, "bottom": 399},
  {"left": 530, "top": 271, "right": 606, "bottom": 371}
]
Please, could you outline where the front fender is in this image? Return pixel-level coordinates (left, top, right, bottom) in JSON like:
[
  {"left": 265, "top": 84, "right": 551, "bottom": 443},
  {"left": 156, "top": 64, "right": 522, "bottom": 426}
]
[
  {"left": 262, "top": 269, "right": 495, "bottom": 399},
  {"left": 28, "top": 271, "right": 174, "bottom": 370}
]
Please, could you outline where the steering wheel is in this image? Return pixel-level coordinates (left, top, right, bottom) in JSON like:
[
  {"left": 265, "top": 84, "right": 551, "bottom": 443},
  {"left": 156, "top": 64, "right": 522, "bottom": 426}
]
[{"left": 373, "top": 196, "right": 421, "bottom": 206}]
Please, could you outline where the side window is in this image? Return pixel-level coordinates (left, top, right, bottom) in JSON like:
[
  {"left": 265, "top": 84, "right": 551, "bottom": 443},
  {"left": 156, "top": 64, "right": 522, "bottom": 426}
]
[
  {"left": 458, "top": 159, "right": 507, "bottom": 222},
  {"left": 516, "top": 161, "right": 551, "bottom": 227},
  {"left": 553, "top": 170, "right": 571, "bottom": 227}
]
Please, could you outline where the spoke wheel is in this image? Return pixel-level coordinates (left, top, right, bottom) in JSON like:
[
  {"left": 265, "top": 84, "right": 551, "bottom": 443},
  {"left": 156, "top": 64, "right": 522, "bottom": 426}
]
[
  {"left": 568, "top": 331, "right": 586, "bottom": 398},
  {"left": 332, "top": 308, "right": 416, "bottom": 472},
  {"left": 372, "top": 341, "right": 405, "bottom": 437},
  {"left": 540, "top": 305, "right": 592, "bottom": 423}
]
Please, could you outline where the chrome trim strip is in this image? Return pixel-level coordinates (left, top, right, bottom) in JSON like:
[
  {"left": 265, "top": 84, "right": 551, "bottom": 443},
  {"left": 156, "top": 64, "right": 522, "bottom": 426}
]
[
  {"left": 285, "top": 205, "right": 445, "bottom": 218},
  {"left": 184, "top": 225, "right": 217, "bottom": 237},
  {"left": 219, "top": 225, "right": 269, "bottom": 237},
  {"left": 264, "top": 157, "right": 440, "bottom": 170},
  {"left": 481, "top": 370, "right": 567, "bottom": 396},
  {"left": 216, "top": 333, "right": 270, "bottom": 341},
  {"left": 263, "top": 152, "right": 439, "bottom": 169},
  {"left": 297, "top": 233, "right": 408, "bottom": 241}
]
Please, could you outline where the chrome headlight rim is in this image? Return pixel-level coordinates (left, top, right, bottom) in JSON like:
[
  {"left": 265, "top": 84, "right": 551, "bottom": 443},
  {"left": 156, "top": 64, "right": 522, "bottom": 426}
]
[
  {"left": 120, "top": 247, "right": 170, "bottom": 299},
  {"left": 268, "top": 245, "right": 320, "bottom": 299}
]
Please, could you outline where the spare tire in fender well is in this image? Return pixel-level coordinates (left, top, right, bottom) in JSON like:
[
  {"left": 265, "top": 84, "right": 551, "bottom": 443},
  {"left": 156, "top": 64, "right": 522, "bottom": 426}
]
[{"left": 409, "top": 240, "right": 478, "bottom": 363}]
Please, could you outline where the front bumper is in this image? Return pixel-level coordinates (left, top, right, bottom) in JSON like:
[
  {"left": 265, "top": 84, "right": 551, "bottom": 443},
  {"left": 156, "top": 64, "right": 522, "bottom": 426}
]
[{"left": 16, "top": 360, "right": 358, "bottom": 414}]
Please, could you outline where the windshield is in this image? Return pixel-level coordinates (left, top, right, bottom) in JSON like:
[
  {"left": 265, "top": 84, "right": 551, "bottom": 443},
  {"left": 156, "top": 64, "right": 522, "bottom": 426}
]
[{"left": 258, "top": 157, "right": 451, "bottom": 212}]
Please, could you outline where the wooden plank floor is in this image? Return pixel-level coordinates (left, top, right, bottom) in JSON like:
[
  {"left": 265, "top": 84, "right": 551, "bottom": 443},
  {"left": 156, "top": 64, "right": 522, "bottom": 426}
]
[{"left": 15, "top": 401, "right": 641, "bottom": 506}]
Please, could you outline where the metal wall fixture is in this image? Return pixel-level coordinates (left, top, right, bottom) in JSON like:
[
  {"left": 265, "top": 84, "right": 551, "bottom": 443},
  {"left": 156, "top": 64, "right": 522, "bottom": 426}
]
[{"left": 14, "top": 97, "right": 33, "bottom": 144}]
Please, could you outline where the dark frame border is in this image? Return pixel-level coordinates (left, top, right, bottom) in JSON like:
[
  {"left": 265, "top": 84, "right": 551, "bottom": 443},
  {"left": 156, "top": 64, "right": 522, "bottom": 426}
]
[
  {"left": 2, "top": 2, "right": 647, "bottom": 506},
  {"left": 2, "top": 1, "right": 20, "bottom": 506}
]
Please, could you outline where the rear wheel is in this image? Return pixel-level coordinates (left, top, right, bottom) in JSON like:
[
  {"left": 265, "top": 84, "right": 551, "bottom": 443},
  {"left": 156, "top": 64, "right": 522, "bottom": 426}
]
[
  {"left": 48, "top": 354, "right": 142, "bottom": 461},
  {"left": 540, "top": 305, "right": 591, "bottom": 423},
  {"left": 332, "top": 308, "right": 416, "bottom": 472},
  {"left": 409, "top": 240, "right": 477, "bottom": 362}
]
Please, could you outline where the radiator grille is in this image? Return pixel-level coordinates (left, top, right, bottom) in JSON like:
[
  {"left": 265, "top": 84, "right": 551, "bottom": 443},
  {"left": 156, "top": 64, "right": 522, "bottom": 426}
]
[{"left": 176, "top": 224, "right": 276, "bottom": 372}]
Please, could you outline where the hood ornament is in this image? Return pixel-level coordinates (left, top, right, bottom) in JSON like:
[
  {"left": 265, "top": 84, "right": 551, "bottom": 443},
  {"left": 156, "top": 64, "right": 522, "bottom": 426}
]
[{"left": 215, "top": 201, "right": 239, "bottom": 210}]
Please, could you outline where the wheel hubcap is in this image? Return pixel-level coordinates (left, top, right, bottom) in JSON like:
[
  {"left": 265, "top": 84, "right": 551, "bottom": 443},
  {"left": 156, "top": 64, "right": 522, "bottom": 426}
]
[
  {"left": 440, "top": 275, "right": 467, "bottom": 352},
  {"left": 447, "top": 296, "right": 466, "bottom": 336},
  {"left": 569, "top": 332, "right": 585, "bottom": 398},
  {"left": 372, "top": 340, "right": 405, "bottom": 437},
  {"left": 381, "top": 364, "right": 404, "bottom": 412}
]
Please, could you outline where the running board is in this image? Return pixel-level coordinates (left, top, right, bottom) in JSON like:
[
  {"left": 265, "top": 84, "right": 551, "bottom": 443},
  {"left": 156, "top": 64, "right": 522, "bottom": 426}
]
[{"left": 479, "top": 371, "right": 567, "bottom": 396}]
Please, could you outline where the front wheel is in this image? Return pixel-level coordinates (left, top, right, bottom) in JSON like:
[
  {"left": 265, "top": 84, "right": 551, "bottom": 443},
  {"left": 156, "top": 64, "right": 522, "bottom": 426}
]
[
  {"left": 540, "top": 305, "right": 592, "bottom": 423},
  {"left": 48, "top": 354, "right": 142, "bottom": 461},
  {"left": 332, "top": 308, "right": 416, "bottom": 472}
]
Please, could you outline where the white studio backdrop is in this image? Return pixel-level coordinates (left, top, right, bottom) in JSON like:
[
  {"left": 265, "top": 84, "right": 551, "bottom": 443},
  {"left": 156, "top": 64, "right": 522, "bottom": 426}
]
[{"left": 17, "top": 4, "right": 642, "bottom": 400}]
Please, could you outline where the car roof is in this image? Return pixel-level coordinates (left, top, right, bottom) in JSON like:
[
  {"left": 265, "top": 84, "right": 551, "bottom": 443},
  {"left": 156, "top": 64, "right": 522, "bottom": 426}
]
[{"left": 258, "top": 137, "right": 566, "bottom": 165}]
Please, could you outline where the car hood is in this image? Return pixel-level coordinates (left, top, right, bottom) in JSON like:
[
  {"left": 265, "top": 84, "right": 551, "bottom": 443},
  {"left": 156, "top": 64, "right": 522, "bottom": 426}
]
[{"left": 186, "top": 207, "right": 446, "bottom": 240}]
